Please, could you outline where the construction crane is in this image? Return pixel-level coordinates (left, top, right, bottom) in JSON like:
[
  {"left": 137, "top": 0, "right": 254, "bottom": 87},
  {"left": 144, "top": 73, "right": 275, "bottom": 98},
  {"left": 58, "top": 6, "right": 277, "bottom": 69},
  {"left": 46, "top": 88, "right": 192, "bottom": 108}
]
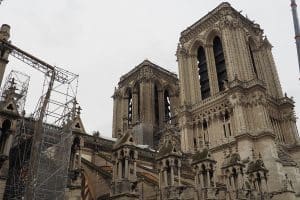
[{"left": 0, "top": 24, "right": 78, "bottom": 199}]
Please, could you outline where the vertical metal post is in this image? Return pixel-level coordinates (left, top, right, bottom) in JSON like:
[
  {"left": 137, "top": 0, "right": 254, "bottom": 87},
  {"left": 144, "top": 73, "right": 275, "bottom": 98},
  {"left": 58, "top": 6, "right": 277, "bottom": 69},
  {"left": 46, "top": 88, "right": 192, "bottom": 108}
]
[{"left": 291, "top": 0, "right": 300, "bottom": 72}]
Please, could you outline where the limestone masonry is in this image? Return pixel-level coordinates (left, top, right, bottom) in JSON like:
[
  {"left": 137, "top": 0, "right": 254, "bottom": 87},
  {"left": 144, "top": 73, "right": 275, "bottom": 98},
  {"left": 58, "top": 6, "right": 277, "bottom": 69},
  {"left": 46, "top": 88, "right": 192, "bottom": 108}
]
[{"left": 0, "top": 2, "right": 299, "bottom": 200}]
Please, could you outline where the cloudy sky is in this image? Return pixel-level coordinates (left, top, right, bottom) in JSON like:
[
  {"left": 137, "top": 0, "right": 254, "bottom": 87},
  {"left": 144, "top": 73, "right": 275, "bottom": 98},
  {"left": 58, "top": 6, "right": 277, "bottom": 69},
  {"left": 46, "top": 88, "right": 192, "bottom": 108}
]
[{"left": 0, "top": 0, "right": 299, "bottom": 137}]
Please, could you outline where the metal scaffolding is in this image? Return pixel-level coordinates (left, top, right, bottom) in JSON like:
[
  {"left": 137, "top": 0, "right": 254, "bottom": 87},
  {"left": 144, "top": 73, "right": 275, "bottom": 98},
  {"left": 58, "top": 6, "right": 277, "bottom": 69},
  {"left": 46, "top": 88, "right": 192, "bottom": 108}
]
[
  {"left": 0, "top": 39, "right": 79, "bottom": 199},
  {"left": 27, "top": 68, "right": 78, "bottom": 200},
  {"left": 1, "top": 70, "right": 31, "bottom": 200},
  {"left": 0, "top": 70, "right": 30, "bottom": 113}
]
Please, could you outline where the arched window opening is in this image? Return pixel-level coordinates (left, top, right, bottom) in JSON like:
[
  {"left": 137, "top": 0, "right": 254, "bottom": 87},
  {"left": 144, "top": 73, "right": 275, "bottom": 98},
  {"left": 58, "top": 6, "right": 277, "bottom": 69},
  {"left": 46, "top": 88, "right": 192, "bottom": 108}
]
[
  {"left": 71, "top": 137, "right": 80, "bottom": 154},
  {"left": 213, "top": 37, "right": 227, "bottom": 92},
  {"left": 128, "top": 90, "right": 133, "bottom": 125},
  {"left": 130, "top": 150, "right": 135, "bottom": 160},
  {"left": 203, "top": 119, "right": 208, "bottom": 143},
  {"left": 166, "top": 160, "right": 171, "bottom": 186},
  {"left": 0, "top": 119, "right": 11, "bottom": 152},
  {"left": 194, "top": 138, "right": 197, "bottom": 150},
  {"left": 70, "top": 137, "right": 80, "bottom": 169},
  {"left": 222, "top": 111, "right": 231, "bottom": 138},
  {"left": 122, "top": 158, "right": 125, "bottom": 178},
  {"left": 223, "top": 124, "right": 227, "bottom": 137},
  {"left": 203, "top": 120, "right": 208, "bottom": 130},
  {"left": 154, "top": 85, "right": 159, "bottom": 125},
  {"left": 137, "top": 85, "right": 140, "bottom": 120},
  {"left": 164, "top": 90, "right": 171, "bottom": 123},
  {"left": 197, "top": 46, "right": 211, "bottom": 99},
  {"left": 249, "top": 44, "right": 258, "bottom": 77}
]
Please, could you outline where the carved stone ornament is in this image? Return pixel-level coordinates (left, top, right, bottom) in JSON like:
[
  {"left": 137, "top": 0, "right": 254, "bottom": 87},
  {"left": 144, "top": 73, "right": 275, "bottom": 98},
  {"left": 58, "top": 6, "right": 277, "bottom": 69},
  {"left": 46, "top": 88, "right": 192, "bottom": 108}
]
[{"left": 137, "top": 66, "right": 154, "bottom": 81}]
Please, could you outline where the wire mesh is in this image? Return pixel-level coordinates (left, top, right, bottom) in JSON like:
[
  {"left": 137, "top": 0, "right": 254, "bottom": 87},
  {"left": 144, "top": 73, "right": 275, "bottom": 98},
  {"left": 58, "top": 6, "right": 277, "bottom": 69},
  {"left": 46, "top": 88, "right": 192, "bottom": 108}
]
[{"left": 26, "top": 72, "right": 78, "bottom": 200}]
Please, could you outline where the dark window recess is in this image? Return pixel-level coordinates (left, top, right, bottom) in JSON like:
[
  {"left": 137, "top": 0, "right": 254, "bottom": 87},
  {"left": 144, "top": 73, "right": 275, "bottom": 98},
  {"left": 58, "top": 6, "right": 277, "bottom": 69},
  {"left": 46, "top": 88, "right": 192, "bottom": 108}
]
[
  {"left": 249, "top": 44, "right": 258, "bottom": 77},
  {"left": 197, "top": 46, "right": 211, "bottom": 99},
  {"left": 164, "top": 90, "right": 171, "bottom": 123},
  {"left": 203, "top": 120, "right": 208, "bottom": 130},
  {"left": 7, "top": 104, "right": 13, "bottom": 110},
  {"left": 128, "top": 91, "right": 133, "bottom": 125},
  {"left": 223, "top": 124, "right": 227, "bottom": 137},
  {"left": 154, "top": 85, "right": 159, "bottom": 125},
  {"left": 137, "top": 86, "right": 140, "bottom": 120},
  {"left": 213, "top": 37, "right": 227, "bottom": 91}
]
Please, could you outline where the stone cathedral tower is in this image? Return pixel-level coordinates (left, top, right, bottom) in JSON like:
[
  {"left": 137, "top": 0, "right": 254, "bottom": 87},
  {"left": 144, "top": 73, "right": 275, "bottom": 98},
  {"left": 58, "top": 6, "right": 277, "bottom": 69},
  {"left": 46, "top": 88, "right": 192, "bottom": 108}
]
[
  {"left": 176, "top": 2, "right": 300, "bottom": 199},
  {"left": 112, "top": 60, "right": 180, "bottom": 148}
]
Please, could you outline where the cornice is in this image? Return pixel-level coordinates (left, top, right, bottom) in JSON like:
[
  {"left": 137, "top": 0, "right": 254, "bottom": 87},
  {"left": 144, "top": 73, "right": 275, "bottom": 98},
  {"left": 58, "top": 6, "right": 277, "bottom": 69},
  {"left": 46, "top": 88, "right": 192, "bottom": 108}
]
[{"left": 179, "top": 2, "right": 264, "bottom": 45}]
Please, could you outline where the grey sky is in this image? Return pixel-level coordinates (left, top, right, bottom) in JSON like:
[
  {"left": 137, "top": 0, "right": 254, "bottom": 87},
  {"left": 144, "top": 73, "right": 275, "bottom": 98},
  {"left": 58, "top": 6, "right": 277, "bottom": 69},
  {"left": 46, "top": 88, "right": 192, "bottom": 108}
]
[{"left": 0, "top": 0, "right": 299, "bottom": 137}]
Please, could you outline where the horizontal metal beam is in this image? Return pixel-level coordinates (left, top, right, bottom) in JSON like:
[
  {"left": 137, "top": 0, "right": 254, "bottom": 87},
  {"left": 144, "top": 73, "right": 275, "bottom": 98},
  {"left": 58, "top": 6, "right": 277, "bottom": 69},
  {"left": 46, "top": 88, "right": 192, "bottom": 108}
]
[{"left": 0, "top": 40, "right": 78, "bottom": 84}]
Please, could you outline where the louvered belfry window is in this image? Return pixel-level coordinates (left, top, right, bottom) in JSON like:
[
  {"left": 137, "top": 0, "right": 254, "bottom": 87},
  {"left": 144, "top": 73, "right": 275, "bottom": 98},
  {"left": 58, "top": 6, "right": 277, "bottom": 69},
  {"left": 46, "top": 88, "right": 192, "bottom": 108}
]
[
  {"left": 213, "top": 36, "right": 227, "bottom": 91},
  {"left": 197, "top": 46, "right": 211, "bottom": 99}
]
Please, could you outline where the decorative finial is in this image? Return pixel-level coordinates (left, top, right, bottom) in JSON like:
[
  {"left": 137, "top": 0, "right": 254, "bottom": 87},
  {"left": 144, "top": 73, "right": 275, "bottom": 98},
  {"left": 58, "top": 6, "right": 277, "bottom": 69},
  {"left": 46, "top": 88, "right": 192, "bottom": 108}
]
[
  {"left": 77, "top": 106, "right": 82, "bottom": 115},
  {"left": 251, "top": 148, "right": 257, "bottom": 160}
]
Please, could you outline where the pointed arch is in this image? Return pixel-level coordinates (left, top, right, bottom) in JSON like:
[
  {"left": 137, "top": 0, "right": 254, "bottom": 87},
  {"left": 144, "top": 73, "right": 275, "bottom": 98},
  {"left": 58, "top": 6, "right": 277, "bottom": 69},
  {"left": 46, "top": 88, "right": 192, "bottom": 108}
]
[
  {"left": 124, "top": 88, "right": 133, "bottom": 125},
  {"left": 154, "top": 84, "right": 160, "bottom": 125},
  {"left": 197, "top": 46, "right": 211, "bottom": 99},
  {"left": 164, "top": 90, "right": 171, "bottom": 123},
  {"left": 213, "top": 36, "right": 227, "bottom": 91},
  {"left": 248, "top": 38, "right": 258, "bottom": 78}
]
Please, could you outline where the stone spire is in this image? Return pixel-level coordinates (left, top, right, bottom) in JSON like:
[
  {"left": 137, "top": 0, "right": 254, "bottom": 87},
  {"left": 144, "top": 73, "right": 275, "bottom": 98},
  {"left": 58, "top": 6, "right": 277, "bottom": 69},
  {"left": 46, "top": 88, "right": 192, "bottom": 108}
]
[
  {"left": 246, "top": 151, "right": 270, "bottom": 200},
  {"left": 111, "top": 129, "right": 139, "bottom": 200},
  {"left": 291, "top": 0, "right": 300, "bottom": 72},
  {"left": 191, "top": 146, "right": 217, "bottom": 200},
  {"left": 221, "top": 146, "right": 246, "bottom": 200},
  {"left": 156, "top": 126, "right": 184, "bottom": 200}
]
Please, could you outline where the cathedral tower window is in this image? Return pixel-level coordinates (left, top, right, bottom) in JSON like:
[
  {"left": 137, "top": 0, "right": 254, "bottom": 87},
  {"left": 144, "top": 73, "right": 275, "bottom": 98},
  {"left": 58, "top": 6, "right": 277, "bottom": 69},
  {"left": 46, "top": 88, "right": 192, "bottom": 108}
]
[
  {"left": 249, "top": 44, "right": 258, "bottom": 78},
  {"left": 197, "top": 46, "right": 211, "bottom": 99},
  {"left": 127, "top": 90, "right": 133, "bottom": 125},
  {"left": 154, "top": 85, "right": 159, "bottom": 125},
  {"left": 213, "top": 36, "right": 227, "bottom": 91},
  {"left": 164, "top": 90, "right": 171, "bottom": 123},
  {"left": 137, "top": 85, "right": 140, "bottom": 120},
  {"left": 222, "top": 110, "right": 231, "bottom": 138},
  {"left": 203, "top": 119, "right": 208, "bottom": 142}
]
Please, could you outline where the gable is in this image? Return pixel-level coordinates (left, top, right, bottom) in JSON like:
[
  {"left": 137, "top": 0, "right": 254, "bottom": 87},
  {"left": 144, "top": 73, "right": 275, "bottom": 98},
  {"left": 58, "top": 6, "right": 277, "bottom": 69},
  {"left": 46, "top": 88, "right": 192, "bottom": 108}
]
[
  {"left": 0, "top": 99, "right": 19, "bottom": 116},
  {"left": 179, "top": 2, "right": 264, "bottom": 46},
  {"left": 118, "top": 60, "right": 178, "bottom": 88},
  {"left": 71, "top": 116, "right": 86, "bottom": 134}
]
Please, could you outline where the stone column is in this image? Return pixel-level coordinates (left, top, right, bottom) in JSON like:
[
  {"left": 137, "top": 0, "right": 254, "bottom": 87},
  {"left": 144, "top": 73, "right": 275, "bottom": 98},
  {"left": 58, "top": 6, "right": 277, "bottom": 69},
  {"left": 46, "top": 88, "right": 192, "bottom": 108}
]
[
  {"left": 3, "top": 134, "right": 13, "bottom": 156},
  {"left": 205, "top": 45, "right": 219, "bottom": 95},
  {"left": 133, "top": 160, "right": 137, "bottom": 179},
  {"left": 0, "top": 24, "right": 10, "bottom": 87},
  {"left": 234, "top": 28, "right": 254, "bottom": 81},
  {"left": 158, "top": 89, "right": 164, "bottom": 126},
  {"left": 78, "top": 147, "right": 82, "bottom": 168},
  {"left": 221, "top": 27, "right": 239, "bottom": 82},
  {"left": 177, "top": 49, "right": 192, "bottom": 105},
  {"left": 164, "top": 169, "right": 168, "bottom": 187},
  {"left": 170, "top": 166, "right": 174, "bottom": 186},
  {"left": 112, "top": 162, "right": 116, "bottom": 180},
  {"left": 118, "top": 160, "right": 122, "bottom": 179},
  {"left": 264, "top": 46, "right": 283, "bottom": 98},
  {"left": 187, "top": 54, "right": 201, "bottom": 104},
  {"left": 207, "top": 170, "right": 211, "bottom": 187},
  {"left": 159, "top": 171, "right": 162, "bottom": 189},
  {"left": 233, "top": 101, "right": 247, "bottom": 135},
  {"left": 125, "top": 158, "right": 129, "bottom": 179},
  {"left": 178, "top": 166, "right": 181, "bottom": 186},
  {"left": 132, "top": 91, "right": 139, "bottom": 124},
  {"left": 201, "top": 172, "right": 205, "bottom": 188},
  {"left": 231, "top": 175, "right": 236, "bottom": 191}
]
